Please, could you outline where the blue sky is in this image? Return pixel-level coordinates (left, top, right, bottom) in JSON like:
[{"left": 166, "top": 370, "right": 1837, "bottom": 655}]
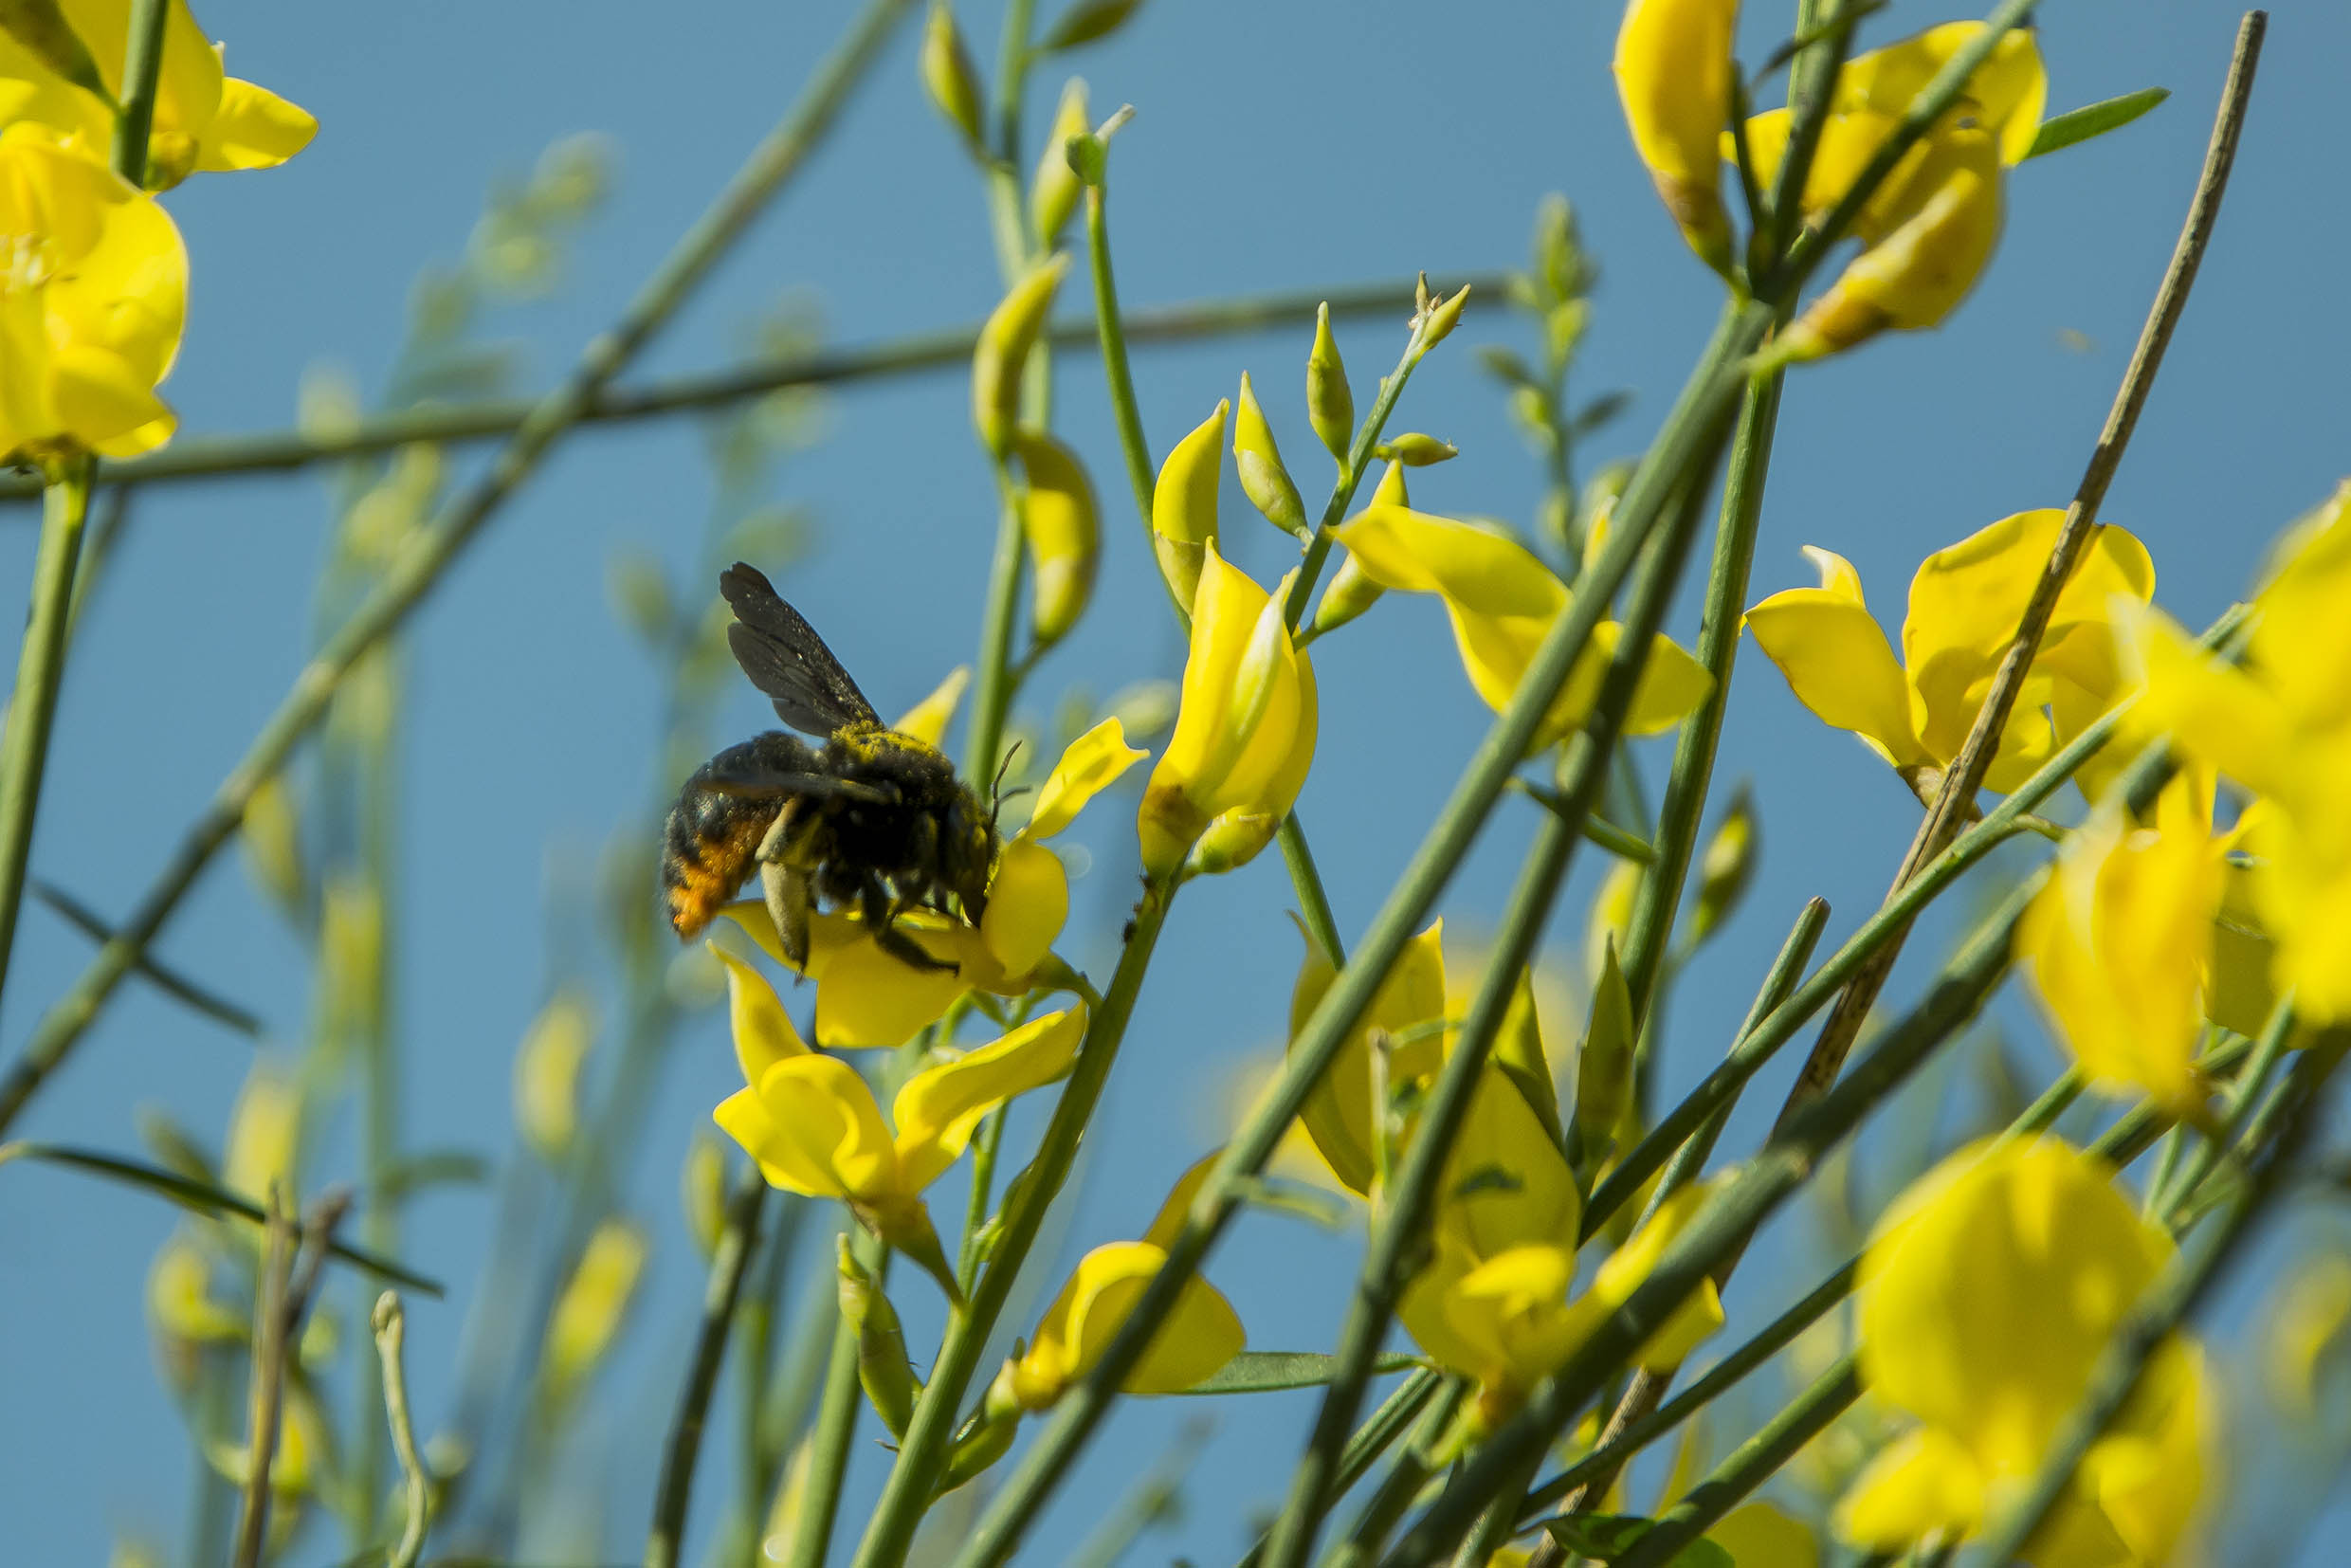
[{"left": 3, "top": 1, "right": 2347, "bottom": 1563}]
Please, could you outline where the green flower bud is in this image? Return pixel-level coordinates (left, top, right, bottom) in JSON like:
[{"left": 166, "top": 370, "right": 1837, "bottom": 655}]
[
  {"left": 838, "top": 1235, "right": 918, "bottom": 1438},
  {"left": 1375, "top": 432, "right": 1459, "bottom": 466},
  {"left": 1013, "top": 429, "right": 1100, "bottom": 647},
  {"left": 1572, "top": 937, "right": 1634, "bottom": 1159},
  {"left": 947, "top": 1399, "right": 1020, "bottom": 1488},
  {"left": 972, "top": 252, "right": 1070, "bottom": 456},
  {"left": 1233, "top": 371, "right": 1308, "bottom": 538},
  {"left": 1418, "top": 280, "right": 1472, "bottom": 349},
  {"left": 1306, "top": 301, "right": 1354, "bottom": 464},
  {"left": 1690, "top": 783, "right": 1757, "bottom": 945},
  {"left": 1151, "top": 399, "right": 1228, "bottom": 611},
  {"left": 920, "top": 1, "right": 987, "bottom": 155},
  {"left": 1038, "top": 0, "right": 1147, "bottom": 51},
  {"left": 1030, "top": 78, "right": 1091, "bottom": 245}
]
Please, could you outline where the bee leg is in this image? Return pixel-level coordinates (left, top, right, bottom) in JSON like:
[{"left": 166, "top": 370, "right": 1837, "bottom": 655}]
[
  {"left": 756, "top": 803, "right": 813, "bottom": 972},
  {"left": 862, "top": 875, "right": 959, "bottom": 975}
]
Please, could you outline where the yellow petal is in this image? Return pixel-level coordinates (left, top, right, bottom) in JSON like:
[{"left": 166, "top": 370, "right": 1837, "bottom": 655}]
[
  {"left": 1014, "top": 1240, "right": 1243, "bottom": 1407},
  {"left": 1291, "top": 918, "right": 1449, "bottom": 1196},
  {"left": 1704, "top": 1502, "right": 1819, "bottom": 1568},
  {"left": 2121, "top": 600, "right": 2294, "bottom": 801},
  {"left": 50, "top": 344, "right": 173, "bottom": 453},
  {"left": 810, "top": 918, "right": 990, "bottom": 1048},
  {"left": 1843, "top": 21, "right": 2048, "bottom": 165},
  {"left": 192, "top": 77, "right": 318, "bottom": 172},
  {"left": 1592, "top": 1178, "right": 1726, "bottom": 1371},
  {"left": 979, "top": 836, "right": 1068, "bottom": 977},
  {"left": 891, "top": 665, "right": 971, "bottom": 748},
  {"left": 1833, "top": 1426, "right": 1986, "bottom": 1549},
  {"left": 709, "top": 942, "right": 810, "bottom": 1085},
  {"left": 2083, "top": 1335, "right": 2208, "bottom": 1564},
  {"left": 971, "top": 252, "right": 1068, "bottom": 454},
  {"left": 1026, "top": 716, "right": 1145, "bottom": 839},
  {"left": 1152, "top": 399, "right": 1229, "bottom": 545},
  {"left": 1140, "top": 1150, "right": 1221, "bottom": 1250},
  {"left": 1613, "top": 0, "right": 1740, "bottom": 268},
  {"left": 724, "top": 1054, "right": 899, "bottom": 1203},
  {"left": 891, "top": 1005, "right": 1086, "bottom": 1191},
  {"left": 1746, "top": 582, "right": 1926, "bottom": 769},
  {"left": 1331, "top": 504, "right": 1566, "bottom": 620},
  {"left": 1015, "top": 429, "right": 1101, "bottom": 645}
]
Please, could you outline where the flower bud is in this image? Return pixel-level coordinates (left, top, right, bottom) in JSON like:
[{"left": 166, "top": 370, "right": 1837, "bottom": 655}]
[
  {"left": 920, "top": 1, "right": 987, "bottom": 155},
  {"left": 1233, "top": 371, "right": 1308, "bottom": 538},
  {"left": 1690, "top": 783, "right": 1757, "bottom": 944},
  {"left": 1572, "top": 938, "right": 1635, "bottom": 1159},
  {"left": 1774, "top": 125, "right": 2002, "bottom": 364},
  {"left": 544, "top": 1220, "right": 647, "bottom": 1400},
  {"left": 681, "top": 1136, "right": 728, "bottom": 1258},
  {"left": 945, "top": 1402, "right": 1020, "bottom": 1489},
  {"left": 1376, "top": 432, "right": 1459, "bottom": 466},
  {"left": 1613, "top": 0, "right": 1740, "bottom": 272},
  {"left": 1306, "top": 302, "right": 1355, "bottom": 464},
  {"left": 839, "top": 1235, "right": 919, "bottom": 1438},
  {"left": 240, "top": 772, "right": 305, "bottom": 918},
  {"left": 1418, "top": 282, "right": 1472, "bottom": 348},
  {"left": 1013, "top": 430, "right": 1100, "bottom": 646},
  {"left": 1038, "top": 0, "right": 1146, "bottom": 50},
  {"left": 1151, "top": 399, "right": 1229, "bottom": 611},
  {"left": 514, "top": 987, "right": 595, "bottom": 1160},
  {"left": 1031, "top": 78, "right": 1091, "bottom": 244},
  {"left": 972, "top": 252, "right": 1071, "bottom": 455}
]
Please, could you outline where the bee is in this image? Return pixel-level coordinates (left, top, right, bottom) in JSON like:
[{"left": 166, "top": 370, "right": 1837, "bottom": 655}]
[{"left": 661, "top": 563, "right": 997, "bottom": 974}]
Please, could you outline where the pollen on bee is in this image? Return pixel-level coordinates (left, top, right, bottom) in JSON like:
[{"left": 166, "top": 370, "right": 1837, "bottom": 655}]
[{"left": 663, "top": 807, "right": 778, "bottom": 939}]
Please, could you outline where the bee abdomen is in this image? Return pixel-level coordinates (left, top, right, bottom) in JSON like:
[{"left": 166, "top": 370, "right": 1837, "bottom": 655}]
[{"left": 661, "top": 787, "right": 780, "bottom": 939}]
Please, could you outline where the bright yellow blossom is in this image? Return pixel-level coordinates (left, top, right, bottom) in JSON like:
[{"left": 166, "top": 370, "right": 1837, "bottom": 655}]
[
  {"left": 1746, "top": 510, "right": 2153, "bottom": 796},
  {"left": 1138, "top": 542, "right": 1316, "bottom": 877},
  {"left": 2018, "top": 771, "right": 2239, "bottom": 1112},
  {"left": 0, "top": 124, "right": 185, "bottom": 464},
  {"left": 1613, "top": 0, "right": 1740, "bottom": 271},
  {"left": 1839, "top": 1139, "right": 2207, "bottom": 1563},
  {"left": 709, "top": 944, "right": 1085, "bottom": 1290},
  {"left": 978, "top": 717, "right": 1145, "bottom": 973},
  {"left": 1330, "top": 503, "right": 1711, "bottom": 753},
  {"left": 0, "top": 0, "right": 316, "bottom": 187},
  {"left": 1151, "top": 398, "right": 1230, "bottom": 611},
  {"left": 2127, "top": 482, "right": 2351, "bottom": 1017},
  {"left": 993, "top": 1154, "right": 1246, "bottom": 1411},
  {"left": 544, "top": 1219, "right": 648, "bottom": 1399}
]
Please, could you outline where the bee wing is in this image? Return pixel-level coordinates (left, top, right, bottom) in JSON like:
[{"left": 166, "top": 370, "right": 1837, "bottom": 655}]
[
  {"left": 720, "top": 562, "right": 883, "bottom": 736},
  {"left": 700, "top": 766, "right": 898, "bottom": 806}
]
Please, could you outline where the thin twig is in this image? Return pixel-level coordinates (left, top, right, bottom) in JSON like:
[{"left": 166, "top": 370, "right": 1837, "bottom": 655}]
[
  {"left": 1768, "top": 8, "right": 2267, "bottom": 1138},
  {"left": 372, "top": 1292, "right": 432, "bottom": 1568},
  {"left": 29, "top": 880, "right": 263, "bottom": 1037},
  {"left": 231, "top": 1188, "right": 351, "bottom": 1568},
  {"left": 646, "top": 1165, "right": 769, "bottom": 1568},
  {"left": 0, "top": 0, "right": 917, "bottom": 1140}
]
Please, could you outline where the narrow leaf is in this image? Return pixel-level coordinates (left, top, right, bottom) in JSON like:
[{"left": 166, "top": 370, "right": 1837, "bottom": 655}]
[
  {"left": 1174, "top": 1350, "right": 1425, "bottom": 1395},
  {"left": 1038, "top": 0, "right": 1144, "bottom": 52},
  {"left": 1540, "top": 1514, "right": 1734, "bottom": 1567},
  {"left": 2025, "top": 87, "right": 2170, "bottom": 160},
  {"left": 0, "top": 1142, "right": 445, "bottom": 1295}
]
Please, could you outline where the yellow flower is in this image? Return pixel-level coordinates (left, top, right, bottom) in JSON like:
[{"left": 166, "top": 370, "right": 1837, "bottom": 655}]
[
  {"left": 1138, "top": 542, "right": 1316, "bottom": 877},
  {"left": 512, "top": 987, "right": 594, "bottom": 1159},
  {"left": 970, "top": 251, "right": 1068, "bottom": 456},
  {"left": 1839, "top": 1139, "right": 2207, "bottom": 1562},
  {"left": 891, "top": 665, "right": 971, "bottom": 748},
  {"left": 1151, "top": 399, "right": 1230, "bottom": 611},
  {"left": 709, "top": 945, "right": 1085, "bottom": 1290},
  {"left": 2127, "top": 483, "right": 2351, "bottom": 1017},
  {"left": 0, "top": 0, "right": 317, "bottom": 187},
  {"left": 978, "top": 717, "right": 1146, "bottom": 974},
  {"left": 2018, "top": 772, "right": 2233, "bottom": 1112},
  {"left": 544, "top": 1220, "right": 647, "bottom": 1397},
  {"left": 1613, "top": 0, "right": 1740, "bottom": 271},
  {"left": 0, "top": 123, "right": 185, "bottom": 464},
  {"left": 1705, "top": 1502, "right": 1820, "bottom": 1568},
  {"left": 1330, "top": 503, "right": 1711, "bottom": 753},
  {"left": 1745, "top": 510, "right": 2154, "bottom": 796},
  {"left": 1291, "top": 918, "right": 1452, "bottom": 1197},
  {"left": 994, "top": 1154, "right": 1246, "bottom": 1411},
  {"left": 222, "top": 1057, "right": 300, "bottom": 1206}
]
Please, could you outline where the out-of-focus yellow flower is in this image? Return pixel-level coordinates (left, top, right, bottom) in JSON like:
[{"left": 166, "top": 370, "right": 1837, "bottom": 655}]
[
  {"left": 148, "top": 1233, "right": 243, "bottom": 1344},
  {"left": 1746, "top": 511, "right": 2154, "bottom": 796},
  {"left": 1152, "top": 399, "right": 1230, "bottom": 611},
  {"left": 2265, "top": 1252, "right": 2351, "bottom": 1423},
  {"left": 0, "top": 124, "right": 184, "bottom": 465},
  {"left": 2018, "top": 771, "right": 2232, "bottom": 1112},
  {"left": 1613, "top": 0, "right": 1740, "bottom": 271},
  {"left": 1839, "top": 1139, "right": 2207, "bottom": 1562},
  {"left": 0, "top": 0, "right": 317, "bottom": 188},
  {"left": 543, "top": 1219, "right": 647, "bottom": 1398},
  {"left": 1030, "top": 76, "right": 1089, "bottom": 244},
  {"left": 513, "top": 987, "right": 594, "bottom": 1159},
  {"left": 1331, "top": 504, "right": 1711, "bottom": 753},
  {"left": 1705, "top": 1501, "right": 1820, "bottom": 1568},
  {"left": 919, "top": 0, "right": 985, "bottom": 155},
  {"left": 979, "top": 717, "right": 1145, "bottom": 974},
  {"left": 993, "top": 1154, "right": 1245, "bottom": 1412},
  {"left": 709, "top": 945, "right": 1085, "bottom": 1290},
  {"left": 891, "top": 665, "right": 971, "bottom": 748},
  {"left": 1138, "top": 542, "right": 1316, "bottom": 877},
  {"left": 2127, "top": 483, "right": 2351, "bottom": 1017},
  {"left": 971, "top": 251, "right": 1068, "bottom": 455},
  {"left": 1014, "top": 430, "right": 1100, "bottom": 647},
  {"left": 223, "top": 1059, "right": 301, "bottom": 1207}
]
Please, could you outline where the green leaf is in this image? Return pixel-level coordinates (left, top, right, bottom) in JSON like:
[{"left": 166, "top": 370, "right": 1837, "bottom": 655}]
[
  {"left": 2025, "top": 87, "right": 2171, "bottom": 160},
  {"left": 1540, "top": 1514, "right": 1734, "bottom": 1567},
  {"left": 1038, "top": 0, "right": 1145, "bottom": 52},
  {"left": 1173, "top": 1350, "right": 1426, "bottom": 1395},
  {"left": 0, "top": 1142, "right": 445, "bottom": 1295}
]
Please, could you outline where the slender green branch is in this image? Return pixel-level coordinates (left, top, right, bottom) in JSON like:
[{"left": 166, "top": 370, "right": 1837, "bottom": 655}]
[
  {"left": 109, "top": 0, "right": 172, "bottom": 182},
  {"left": 0, "top": 465, "right": 92, "bottom": 1009},
  {"left": 983, "top": 0, "right": 1039, "bottom": 277},
  {"left": 0, "top": 280, "right": 1507, "bottom": 504},
  {"left": 230, "top": 1192, "right": 296, "bottom": 1568},
  {"left": 647, "top": 1166, "right": 770, "bottom": 1568},
  {"left": 1975, "top": 1016, "right": 2339, "bottom": 1566},
  {"left": 965, "top": 465, "right": 1030, "bottom": 787},
  {"left": 1079, "top": 181, "right": 1176, "bottom": 617},
  {"left": 27, "top": 879, "right": 262, "bottom": 1037},
  {"left": 1319, "top": 1377, "right": 1468, "bottom": 1568},
  {"left": 371, "top": 1293, "right": 432, "bottom": 1568},
  {"left": 850, "top": 879, "right": 1179, "bottom": 1568},
  {"left": 788, "top": 1234, "right": 883, "bottom": 1568},
  {"left": 0, "top": 0, "right": 915, "bottom": 1138},
  {"left": 1261, "top": 470, "right": 1725, "bottom": 1568},
  {"left": 957, "top": 1103, "right": 1011, "bottom": 1287},
  {"left": 1766, "top": 0, "right": 2261, "bottom": 1137},
  {"left": 1278, "top": 813, "right": 1345, "bottom": 969}
]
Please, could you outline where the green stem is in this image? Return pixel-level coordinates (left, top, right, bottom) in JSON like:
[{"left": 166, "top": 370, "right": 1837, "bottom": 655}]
[
  {"left": 964, "top": 465, "right": 1029, "bottom": 787},
  {"left": 1079, "top": 183, "right": 1176, "bottom": 619},
  {"left": 1611, "top": 1359, "right": 1866, "bottom": 1568},
  {"left": 983, "top": 0, "right": 1038, "bottom": 278},
  {"left": 850, "top": 879, "right": 1178, "bottom": 1568},
  {"left": 957, "top": 1103, "right": 1011, "bottom": 1288},
  {"left": 0, "top": 0, "right": 916, "bottom": 1138},
  {"left": 1319, "top": 1377, "right": 1467, "bottom": 1568},
  {"left": 944, "top": 298, "right": 1771, "bottom": 1568},
  {"left": 0, "top": 280, "right": 1507, "bottom": 504},
  {"left": 0, "top": 465, "right": 92, "bottom": 1006},
  {"left": 1974, "top": 1023, "right": 2342, "bottom": 1566},
  {"left": 109, "top": 0, "right": 172, "bottom": 183},
  {"left": 788, "top": 1233, "right": 884, "bottom": 1568},
  {"left": 1261, "top": 468, "right": 1724, "bottom": 1568},
  {"left": 647, "top": 1168, "right": 769, "bottom": 1568},
  {"left": 2158, "top": 994, "right": 2296, "bottom": 1226},
  {"left": 1279, "top": 812, "right": 1345, "bottom": 968}
]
